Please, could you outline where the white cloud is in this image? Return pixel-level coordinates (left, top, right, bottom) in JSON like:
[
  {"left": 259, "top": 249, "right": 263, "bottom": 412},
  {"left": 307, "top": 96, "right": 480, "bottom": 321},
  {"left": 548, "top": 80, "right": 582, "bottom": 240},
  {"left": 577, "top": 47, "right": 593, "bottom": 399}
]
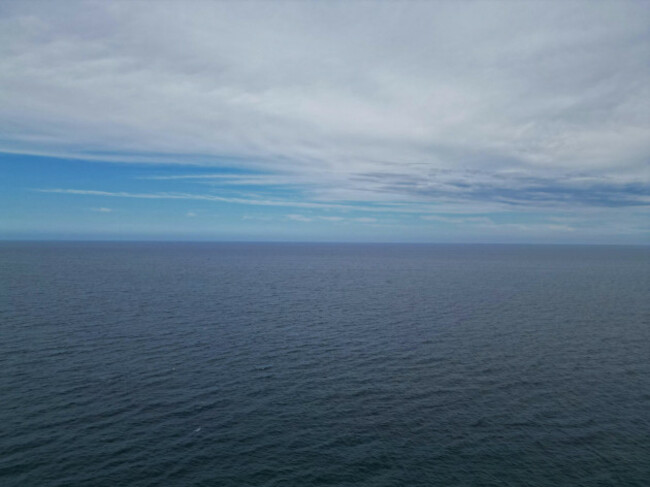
[
  {"left": 2, "top": 2, "right": 648, "bottom": 215},
  {"left": 286, "top": 214, "right": 378, "bottom": 224},
  {"left": 36, "top": 188, "right": 357, "bottom": 210},
  {"left": 91, "top": 207, "right": 112, "bottom": 213},
  {"left": 186, "top": 211, "right": 196, "bottom": 217},
  {"left": 421, "top": 215, "right": 493, "bottom": 225},
  {"left": 287, "top": 214, "right": 312, "bottom": 222},
  {"left": 242, "top": 214, "right": 274, "bottom": 221},
  {"left": 35, "top": 187, "right": 487, "bottom": 214}
]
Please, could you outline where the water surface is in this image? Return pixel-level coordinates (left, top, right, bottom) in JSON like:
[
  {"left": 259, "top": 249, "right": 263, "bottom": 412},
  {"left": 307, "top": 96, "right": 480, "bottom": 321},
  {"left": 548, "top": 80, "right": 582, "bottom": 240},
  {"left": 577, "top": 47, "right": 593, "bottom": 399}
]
[{"left": 1, "top": 243, "right": 649, "bottom": 486}]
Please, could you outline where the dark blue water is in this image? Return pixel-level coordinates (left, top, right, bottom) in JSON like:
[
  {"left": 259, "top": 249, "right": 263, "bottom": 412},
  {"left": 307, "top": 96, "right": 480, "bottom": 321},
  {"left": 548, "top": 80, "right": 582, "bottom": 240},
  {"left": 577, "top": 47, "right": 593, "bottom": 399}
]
[{"left": 1, "top": 243, "right": 649, "bottom": 486}]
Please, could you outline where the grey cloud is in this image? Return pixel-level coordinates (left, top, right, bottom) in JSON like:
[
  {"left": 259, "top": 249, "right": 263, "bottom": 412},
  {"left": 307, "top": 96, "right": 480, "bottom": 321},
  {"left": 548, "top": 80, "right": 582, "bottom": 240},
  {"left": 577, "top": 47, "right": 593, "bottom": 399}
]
[{"left": 343, "top": 169, "right": 650, "bottom": 208}]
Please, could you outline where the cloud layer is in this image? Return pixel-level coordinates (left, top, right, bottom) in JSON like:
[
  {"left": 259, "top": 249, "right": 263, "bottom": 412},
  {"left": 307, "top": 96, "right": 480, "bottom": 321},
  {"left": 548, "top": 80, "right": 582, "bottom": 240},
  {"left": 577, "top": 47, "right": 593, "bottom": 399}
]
[{"left": 1, "top": 1, "right": 648, "bottom": 234}]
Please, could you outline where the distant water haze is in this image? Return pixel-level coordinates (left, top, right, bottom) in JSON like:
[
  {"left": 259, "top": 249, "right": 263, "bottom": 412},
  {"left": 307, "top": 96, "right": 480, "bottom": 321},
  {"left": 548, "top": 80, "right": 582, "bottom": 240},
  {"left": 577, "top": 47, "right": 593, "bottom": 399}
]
[{"left": 1, "top": 243, "right": 649, "bottom": 486}]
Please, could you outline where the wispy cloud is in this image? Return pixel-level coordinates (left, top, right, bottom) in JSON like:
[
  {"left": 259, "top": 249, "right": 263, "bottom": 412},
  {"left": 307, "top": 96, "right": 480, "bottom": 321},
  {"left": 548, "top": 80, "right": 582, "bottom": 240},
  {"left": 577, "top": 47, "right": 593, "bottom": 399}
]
[
  {"left": 145, "top": 173, "right": 307, "bottom": 187},
  {"left": 2, "top": 3, "right": 648, "bottom": 186},
  {"left": 33, "top": 187, "right": 484, "bottom": 214},
  {"left": 36, "top": 188, "right": 353, "bottom": 211},
  {"left": 286, "top": 214, "right": 312, "bottom": 222},
  {"left": 421, "top": 215, "right": 493, "bottom": 225},
  {"left": 286, "top": 214, "right": 379, "bottom": 225},
  {"left": 91, "top": 207, "right": 112, "bottom": 213}
]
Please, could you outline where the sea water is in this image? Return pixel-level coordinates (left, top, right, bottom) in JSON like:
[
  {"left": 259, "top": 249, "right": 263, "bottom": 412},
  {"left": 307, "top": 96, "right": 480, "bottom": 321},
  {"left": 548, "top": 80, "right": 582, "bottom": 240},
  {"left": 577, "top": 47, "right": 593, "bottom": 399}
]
[{"left": 1, "top": 243, "right": 648, "bottom": 486}]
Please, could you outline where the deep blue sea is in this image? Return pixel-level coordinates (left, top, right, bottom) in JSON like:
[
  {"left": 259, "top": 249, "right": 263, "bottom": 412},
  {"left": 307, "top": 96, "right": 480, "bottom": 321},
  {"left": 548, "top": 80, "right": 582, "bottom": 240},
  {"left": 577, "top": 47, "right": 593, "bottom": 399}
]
[{"left": 1, "top": 243, "right": 649, "bottom": 486}]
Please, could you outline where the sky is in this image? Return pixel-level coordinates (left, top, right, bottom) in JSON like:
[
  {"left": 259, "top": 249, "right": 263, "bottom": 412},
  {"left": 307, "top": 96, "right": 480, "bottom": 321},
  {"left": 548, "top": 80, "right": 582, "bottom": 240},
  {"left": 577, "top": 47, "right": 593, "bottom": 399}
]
[{"left": 1, "top": 1, "right": 648, "bottom": 243}]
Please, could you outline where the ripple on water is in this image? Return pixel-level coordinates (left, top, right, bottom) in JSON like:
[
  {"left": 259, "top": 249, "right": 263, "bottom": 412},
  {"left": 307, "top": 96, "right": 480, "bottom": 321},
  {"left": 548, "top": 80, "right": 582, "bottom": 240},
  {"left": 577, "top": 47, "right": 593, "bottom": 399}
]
[{"left": 1, "top": 243, "right": 649, "bottom": 486}]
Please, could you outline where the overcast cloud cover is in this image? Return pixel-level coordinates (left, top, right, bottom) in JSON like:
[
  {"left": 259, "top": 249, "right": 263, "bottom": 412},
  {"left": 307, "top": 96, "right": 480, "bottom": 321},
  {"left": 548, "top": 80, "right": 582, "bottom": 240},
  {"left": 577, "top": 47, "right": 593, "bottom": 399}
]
[{"left": 1, "top": 1, "right": 648, "bottom": 242}]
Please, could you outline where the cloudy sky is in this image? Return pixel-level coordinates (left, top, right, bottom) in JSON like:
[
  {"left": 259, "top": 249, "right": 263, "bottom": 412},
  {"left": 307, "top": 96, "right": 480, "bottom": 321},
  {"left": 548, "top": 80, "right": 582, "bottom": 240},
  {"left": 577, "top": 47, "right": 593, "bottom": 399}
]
[{"left": 1, "top": 1, "right": 648, "bottom": 242}]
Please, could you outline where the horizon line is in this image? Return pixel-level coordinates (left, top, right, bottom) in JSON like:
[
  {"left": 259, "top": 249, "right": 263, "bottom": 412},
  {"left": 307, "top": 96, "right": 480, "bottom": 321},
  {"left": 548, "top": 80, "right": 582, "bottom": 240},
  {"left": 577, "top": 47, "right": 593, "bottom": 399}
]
[{"left": 0, "top": 239, "right": 647, "bottom": 247}]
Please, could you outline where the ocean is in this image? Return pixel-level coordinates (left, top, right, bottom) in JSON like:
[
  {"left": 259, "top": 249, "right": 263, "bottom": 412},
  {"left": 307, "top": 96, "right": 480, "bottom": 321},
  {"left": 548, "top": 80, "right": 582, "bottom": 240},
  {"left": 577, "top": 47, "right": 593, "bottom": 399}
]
[{"left": 1, "top": 242, "right": 649, "bottom": 486}]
